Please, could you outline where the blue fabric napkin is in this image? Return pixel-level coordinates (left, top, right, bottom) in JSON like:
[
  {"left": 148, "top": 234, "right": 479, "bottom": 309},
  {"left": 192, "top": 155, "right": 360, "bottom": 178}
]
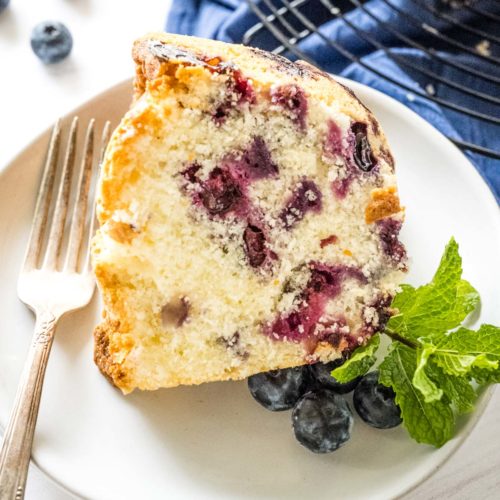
[{"left": 166, "top": 0, "right": 500, "bottom": 202}]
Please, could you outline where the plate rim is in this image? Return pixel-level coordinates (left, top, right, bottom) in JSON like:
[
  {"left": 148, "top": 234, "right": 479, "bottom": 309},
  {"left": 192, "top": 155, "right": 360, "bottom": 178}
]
[{"left": 0, "top": 76, "right": 498, "bottom": 500}]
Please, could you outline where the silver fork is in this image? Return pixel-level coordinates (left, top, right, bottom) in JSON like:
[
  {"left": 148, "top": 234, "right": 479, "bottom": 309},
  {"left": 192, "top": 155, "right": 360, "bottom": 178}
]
[{"left": 0, "top": 117, "right": 111, "bottom": 500}]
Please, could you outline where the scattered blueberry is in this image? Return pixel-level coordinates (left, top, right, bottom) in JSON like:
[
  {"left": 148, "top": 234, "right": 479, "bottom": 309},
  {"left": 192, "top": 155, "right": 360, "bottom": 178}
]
[
  {"left": 280, "top": 180, "right": 322, "bottom": 229},
  {"left": 232, "top": 69, "right": 255, "bottom": 103},
  {"left": 30, "top": 21, "right": 73, "bottom": 64},
  {"left": 325, "top": 120, "right": 343, "bottom": 158},
  {"left": 271, "top": 84, "right": 308, "bottom": 129},
  {"left": 248, "top": 366, "right": 310, "bottom": 411},
  {"left": 351, "top": 122, "right": 375, "bottom": 172},
  {"left": 363, "top": 295, "right": 393, "bottom": 336},
  {"left": 376, "top": 218, "right": 406, "bottom": 265},
  {"left": 243, "top": 224, "right": 267, "bottom": 267},
  {"left": 292, "top": 389, "right": 353, "bottom": 453},
  {"left": 353, "top": 371, "right": 402, "bottom": 429},
  {"left": 265, "top": 263, "right": 365, "bottom": 343},
  {"left": 309, "top": 359, "right": 361, "bottom": 394},
  {"left": 211, "top": 70, "right": 254, "bottom": 124},
  {"left": 181, "top": 163, "right": 201, "bottom": 183},
  {"left": 200, "top": 167, "right": 241, "bottom": 215},
  {"left": 0, "top": 0, "right": 10, "bottom": 14},
  {"left": 237, "top": 136, "right": 278, "bottom": 180},
  {"left": 306, "top": 263, "right": 365, "bottom": 298}
]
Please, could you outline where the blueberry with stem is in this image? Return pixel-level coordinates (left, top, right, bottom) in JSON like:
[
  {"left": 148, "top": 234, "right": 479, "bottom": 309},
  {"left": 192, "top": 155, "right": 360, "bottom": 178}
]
[{"left": 31, "top": 21, "right": 73, "bottom": 64}]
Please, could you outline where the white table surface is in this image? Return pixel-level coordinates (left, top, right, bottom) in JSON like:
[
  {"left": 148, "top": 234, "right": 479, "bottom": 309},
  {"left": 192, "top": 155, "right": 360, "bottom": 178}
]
[{"left": 1, "top": 1, "right": 499, "bottom": 499}]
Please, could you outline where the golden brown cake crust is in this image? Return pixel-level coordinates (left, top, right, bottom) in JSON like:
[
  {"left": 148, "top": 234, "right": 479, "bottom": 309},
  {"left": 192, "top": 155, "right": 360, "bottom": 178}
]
[
  {"left": 130, "top": 33, "right": 387, "bottom": 141},
  {"left": 94, "top": 318, "right": 131, "bottom": 390}
]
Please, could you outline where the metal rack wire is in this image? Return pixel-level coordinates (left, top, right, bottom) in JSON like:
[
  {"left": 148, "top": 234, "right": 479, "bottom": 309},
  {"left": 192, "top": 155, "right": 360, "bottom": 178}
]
[{"left": 242, "top": 0, "right": 500, "bottom": 160}]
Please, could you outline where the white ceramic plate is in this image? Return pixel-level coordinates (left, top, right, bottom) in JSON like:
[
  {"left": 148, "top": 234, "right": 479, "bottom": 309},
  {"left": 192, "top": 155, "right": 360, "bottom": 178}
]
[{"left": 0, "top": 79, "right": 499, "bottom": 500}]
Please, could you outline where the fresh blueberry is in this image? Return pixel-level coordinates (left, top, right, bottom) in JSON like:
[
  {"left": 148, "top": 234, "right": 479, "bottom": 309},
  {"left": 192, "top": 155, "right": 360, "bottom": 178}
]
[
  {"left": 248, "top": 366, "right": 309, "bottom": 411},
  {"left": 309, "top": 359, "right": 361, "bottom": 394},
  {"left": 292, "top": 389, "right": 353, "bottom": 453},
  {"left": 30, "top": 21, "right": 73, "bottom": 64},
  {"left": 353, "top": 371, "right": 402, "bottom": 429},
  {"left": 0, "top": 0, "right": 10, "bottom": 14}
]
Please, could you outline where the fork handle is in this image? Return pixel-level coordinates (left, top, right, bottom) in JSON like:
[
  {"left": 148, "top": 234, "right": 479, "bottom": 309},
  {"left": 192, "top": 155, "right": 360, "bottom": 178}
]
[{"left": 0, "top": 311, "right": 57, "bottom": 500}]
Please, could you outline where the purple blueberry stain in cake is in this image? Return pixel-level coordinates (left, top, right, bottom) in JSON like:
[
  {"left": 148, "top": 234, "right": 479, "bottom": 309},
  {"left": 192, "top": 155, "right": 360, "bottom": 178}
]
[
  {"left": 161, "top": 296, "right": 190, "bottom": 328},
  {"left": 265, "top": 263, "right": 366, "bottom": 344},
  {"left": 376, "top": 217, "right": 407, "bottom": 266},
  {"left": 243, "top": 224, "right": 267, "bottom": 267},
  {"left": 326, "top": 121, "right": 378, "bottom": 200},
  {"left": 180, "top": 163, "right": 202, "bottom": 184},
  {"left": 180, "top": 139, "right": 280, "bottom": 269},
  {"left": 232, "top": 69, "right": 255, "bottom": 104},
  {"left": 308, "top": 317, "right": 350, "bottom": 352},
  {"left": 229, "top": 136, "right": 278, "bottom": 181},
  {"left": 280, "top": 180, "right": 322, "bottom": 229},
  {"left": 271, "top": 84, "right": 308, "bottom": 130},
  {"left": 331, "top": 176, "right": 352, "bottom": 200},
  {"left": 212, "top": 104, "right": 231, "bottom": 125},
  {"left": 200, "top": 167, "right": 243, "bottom": 216},
  {"left": 325, "top": 121, "right": 356, "bottom": 199},
  {"left": 325, "top": 120, "right": 343, "bottom": 158},
  {"left": 216, "top": 332, "right": 249, "bottom": 359},
  {"left": 362, "top": 293, "right": 393, "bottom": 336},
  {"left": 350, "top": 122, "right": 376, "bottom": 172},
  {"left": 211, "top": 69, "right": 255, "bottom": 125},
  {"left": 306, "top": 262, "right": 366, "bottom": 297},
  {"left": 182, "top": 138, "right": 277, "bottom": 218}
]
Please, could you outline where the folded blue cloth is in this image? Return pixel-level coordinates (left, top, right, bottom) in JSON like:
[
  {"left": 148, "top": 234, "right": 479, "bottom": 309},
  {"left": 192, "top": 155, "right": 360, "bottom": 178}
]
[{"left": 166, "top": 0, "right": 500, "bottom": 202}]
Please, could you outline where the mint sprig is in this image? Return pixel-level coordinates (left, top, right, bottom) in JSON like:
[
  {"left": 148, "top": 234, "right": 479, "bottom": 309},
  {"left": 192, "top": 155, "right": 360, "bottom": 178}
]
[
  {"left": 332, "top": 237, "right": 500, "bottom": 447},
  {"left": 330, "top": 334, "right": 380, "bottom": 383}
]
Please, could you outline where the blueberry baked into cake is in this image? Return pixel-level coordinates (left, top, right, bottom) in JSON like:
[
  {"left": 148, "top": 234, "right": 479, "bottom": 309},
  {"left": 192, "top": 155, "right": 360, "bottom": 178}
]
[{"left": 92, "top": 33, "right": 407, "bottom": 393}]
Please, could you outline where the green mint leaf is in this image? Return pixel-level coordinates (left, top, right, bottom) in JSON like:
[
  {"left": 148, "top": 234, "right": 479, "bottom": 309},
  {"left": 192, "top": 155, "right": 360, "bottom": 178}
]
[
  {"left": 331, "top": 334, "right": 380, "bottom": 383},
  {"left": 438, "top": 324, "right": 500, "bottom": 357},
  {"left": 386, "top": 238, "right": 480, "bottom": 341},
  {"left": 471, "top": 366, "right": 500, "bottom": 385},
  {"left": 379, "top": 343, "right": 454, "bottom": 447},
  {"left": 433, "top": 324, "right": 500, "bottom": 377},
  {"left": 425, "top": 362, "right": 476, "bottom": 414},
  {"left": 413, "top": 345, "right": 443, "bottom": 403},
  {"left": 434, "top": 352, "right": 497, "bottom": 377}
]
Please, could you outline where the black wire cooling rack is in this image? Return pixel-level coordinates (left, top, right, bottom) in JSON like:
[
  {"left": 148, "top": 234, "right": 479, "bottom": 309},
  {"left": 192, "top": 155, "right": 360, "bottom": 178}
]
[{"left": 242, "top": 0, "right": 500, "bottom": 160}]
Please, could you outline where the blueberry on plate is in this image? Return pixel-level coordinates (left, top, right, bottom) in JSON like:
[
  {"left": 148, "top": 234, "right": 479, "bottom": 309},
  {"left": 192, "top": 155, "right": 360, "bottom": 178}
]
[
  {"left": 309, "top": 359, "right": 361, "bottom": 394},
  {"left": 0, "top": 0, "right": 10, "bottom": 14},
  {"left": 292, "top": 389, "right": 353, "bottom": 453},
  {"left": 353, "top": 371, "right": 402, "bottom": 429},
  {"left": 30, "top": 21, "right": 73, "bottom": 64},
  {"left": 248, "top": 366, "right": 309, "bottom": 411}
]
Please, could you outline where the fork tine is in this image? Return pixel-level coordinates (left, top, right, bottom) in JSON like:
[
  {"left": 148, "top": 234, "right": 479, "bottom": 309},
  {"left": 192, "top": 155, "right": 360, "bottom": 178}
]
[
  {"left": 65, "top": 119, "right": 95, "bottom": 271},
  {"left": 84, "top": 121, "right": 111, "bottom": 272},
  {"left": 43, "top": 116, "right": 79, "bottom": 271},
  {"left": 99, "top": 121, "right": 111, "bottom": 164},
  {"left": 23, "top": 120, "right": 62, "bottom": 270}
]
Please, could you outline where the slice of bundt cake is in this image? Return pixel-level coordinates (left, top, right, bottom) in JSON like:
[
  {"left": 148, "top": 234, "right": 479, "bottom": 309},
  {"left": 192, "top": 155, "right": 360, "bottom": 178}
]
[{"left": 92, "top": 33, "right": 407, "bottom": 393}]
